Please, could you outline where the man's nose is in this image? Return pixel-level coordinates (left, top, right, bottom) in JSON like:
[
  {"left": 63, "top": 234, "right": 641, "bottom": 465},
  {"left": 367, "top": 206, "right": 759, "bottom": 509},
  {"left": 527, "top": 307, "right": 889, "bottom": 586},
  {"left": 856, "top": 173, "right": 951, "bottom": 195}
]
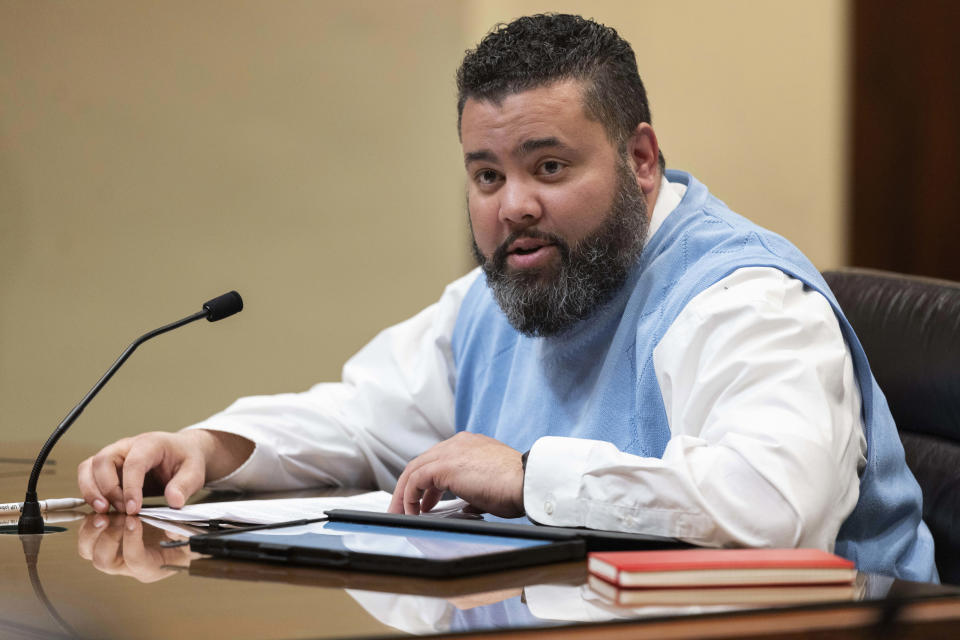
[{"left": 498, "top": 179, "right": 543, "bottom": 227}]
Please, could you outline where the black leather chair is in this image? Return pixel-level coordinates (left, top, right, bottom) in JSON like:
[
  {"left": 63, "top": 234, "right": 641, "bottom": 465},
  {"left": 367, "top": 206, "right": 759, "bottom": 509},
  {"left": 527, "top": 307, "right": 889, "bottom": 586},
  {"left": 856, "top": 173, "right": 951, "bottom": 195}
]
[{"left": 823, "top": 268, "right": 960, "bottom": 584}]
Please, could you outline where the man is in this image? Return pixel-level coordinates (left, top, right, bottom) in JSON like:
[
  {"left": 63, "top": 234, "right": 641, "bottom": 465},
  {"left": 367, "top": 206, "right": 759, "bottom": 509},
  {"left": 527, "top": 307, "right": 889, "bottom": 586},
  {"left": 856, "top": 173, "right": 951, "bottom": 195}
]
[{"left": 77, "top": 14, "right": 936, "bottom": 581}]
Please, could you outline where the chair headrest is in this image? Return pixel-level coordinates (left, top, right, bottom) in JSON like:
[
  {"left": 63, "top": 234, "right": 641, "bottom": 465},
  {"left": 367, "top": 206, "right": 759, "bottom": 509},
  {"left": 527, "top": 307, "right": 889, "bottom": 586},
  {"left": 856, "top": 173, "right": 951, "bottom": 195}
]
[{"left": 822, "top": 268, "right": 960, "bottom": 442}]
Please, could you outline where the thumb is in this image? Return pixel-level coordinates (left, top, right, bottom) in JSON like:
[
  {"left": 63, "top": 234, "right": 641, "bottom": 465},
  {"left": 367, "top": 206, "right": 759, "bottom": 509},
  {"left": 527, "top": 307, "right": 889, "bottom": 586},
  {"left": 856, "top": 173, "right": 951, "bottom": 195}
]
[{"left": 164, "top": 457, "right": 205, "bottom": 509}]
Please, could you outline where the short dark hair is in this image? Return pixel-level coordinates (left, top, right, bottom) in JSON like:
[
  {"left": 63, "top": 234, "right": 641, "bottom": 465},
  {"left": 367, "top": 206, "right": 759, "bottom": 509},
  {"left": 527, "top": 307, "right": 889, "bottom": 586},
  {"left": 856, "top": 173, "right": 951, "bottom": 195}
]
[{"left": 456, "top": 13, "right": 664, "bottom": 170}]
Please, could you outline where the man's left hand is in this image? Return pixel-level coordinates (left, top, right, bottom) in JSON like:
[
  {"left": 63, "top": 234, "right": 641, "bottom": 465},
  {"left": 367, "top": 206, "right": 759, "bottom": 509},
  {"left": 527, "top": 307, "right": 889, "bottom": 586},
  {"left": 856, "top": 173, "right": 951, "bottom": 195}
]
[{"left": 388, "top": 432, "right": 524, "bottom": 518}]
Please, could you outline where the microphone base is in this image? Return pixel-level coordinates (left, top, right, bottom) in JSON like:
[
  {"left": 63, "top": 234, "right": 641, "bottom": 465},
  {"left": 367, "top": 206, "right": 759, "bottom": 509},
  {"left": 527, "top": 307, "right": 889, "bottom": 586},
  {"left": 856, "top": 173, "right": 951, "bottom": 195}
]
[
  {"left": 0, "top": 525, "right": 68, "bottom": 536},
  {"left": 17, "top": 498, "right": 46, "bottom": 535}
]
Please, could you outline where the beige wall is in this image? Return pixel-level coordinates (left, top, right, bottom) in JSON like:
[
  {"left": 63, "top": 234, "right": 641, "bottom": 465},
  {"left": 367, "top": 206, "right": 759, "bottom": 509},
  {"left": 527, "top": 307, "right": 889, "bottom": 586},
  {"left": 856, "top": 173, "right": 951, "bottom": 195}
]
[{"left": 0, "top": 1, "right": 848, "bottom": 450}]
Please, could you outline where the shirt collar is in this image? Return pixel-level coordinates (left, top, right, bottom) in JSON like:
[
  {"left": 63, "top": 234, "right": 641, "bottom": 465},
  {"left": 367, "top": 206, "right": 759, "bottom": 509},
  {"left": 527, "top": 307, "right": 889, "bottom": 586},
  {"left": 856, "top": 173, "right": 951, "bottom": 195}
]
[{"left": 647, "top": 174, "right": 687, "bottom": 238}]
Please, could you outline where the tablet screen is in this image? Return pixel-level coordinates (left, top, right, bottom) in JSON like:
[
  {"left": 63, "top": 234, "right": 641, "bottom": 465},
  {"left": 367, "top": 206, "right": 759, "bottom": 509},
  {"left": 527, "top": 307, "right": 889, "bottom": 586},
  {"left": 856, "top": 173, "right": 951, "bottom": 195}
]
[{"left": 224, "top": 520, "right": 556, "bottom": 561}]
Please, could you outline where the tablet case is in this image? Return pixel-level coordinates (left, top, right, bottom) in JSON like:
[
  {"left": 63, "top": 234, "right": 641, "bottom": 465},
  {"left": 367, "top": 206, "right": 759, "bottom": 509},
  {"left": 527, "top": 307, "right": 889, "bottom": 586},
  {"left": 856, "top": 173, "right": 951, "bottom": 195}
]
[
  {"left": 190, "top": 518, "right": 585, "bottom": 578},
  {"left": 325, "top": 509, "right": 689, "bottom": 552},
  {"left": 190, "top": 509, "right": 686, "bottom": 577}
]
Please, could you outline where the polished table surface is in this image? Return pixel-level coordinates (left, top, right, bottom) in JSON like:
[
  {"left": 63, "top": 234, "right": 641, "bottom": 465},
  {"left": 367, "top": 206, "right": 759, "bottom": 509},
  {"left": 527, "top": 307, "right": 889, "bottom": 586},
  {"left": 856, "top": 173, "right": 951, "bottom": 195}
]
[{"left": 3, "top": 443, "right": 960, "bottom": 640}]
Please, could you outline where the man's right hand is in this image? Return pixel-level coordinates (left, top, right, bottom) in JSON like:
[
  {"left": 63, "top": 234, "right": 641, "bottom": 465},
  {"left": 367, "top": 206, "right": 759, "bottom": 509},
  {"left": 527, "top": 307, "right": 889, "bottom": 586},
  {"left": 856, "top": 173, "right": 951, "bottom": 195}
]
[
  {"left": 77, "top": 513, "right": 198, "bottom": 583},
  {"left": 77, "top": 429, "right": 254, "bottom": 515}
]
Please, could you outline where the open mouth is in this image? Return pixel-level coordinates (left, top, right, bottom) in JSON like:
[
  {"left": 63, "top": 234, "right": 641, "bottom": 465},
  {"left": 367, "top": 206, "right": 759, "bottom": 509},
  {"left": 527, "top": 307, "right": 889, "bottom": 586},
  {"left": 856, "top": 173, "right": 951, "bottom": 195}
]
[
  {"left": 511, "top": 246, "right": 543, "bottom": 255},
  {"left": 507, "top": 237, "right": 554, "bottom": 255},
  {"left": 502, "top": 237, "right": 560, "bottom": 270}
]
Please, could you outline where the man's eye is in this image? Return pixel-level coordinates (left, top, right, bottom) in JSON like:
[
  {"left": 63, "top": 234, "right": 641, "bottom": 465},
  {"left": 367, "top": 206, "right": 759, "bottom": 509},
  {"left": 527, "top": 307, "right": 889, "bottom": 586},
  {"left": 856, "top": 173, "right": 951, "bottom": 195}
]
[
  {"left": 476, "top": 170, "right": 500, "bottom": 185},
  {"left": 539, "top": 160, "right": 564, "bottom": 175}
]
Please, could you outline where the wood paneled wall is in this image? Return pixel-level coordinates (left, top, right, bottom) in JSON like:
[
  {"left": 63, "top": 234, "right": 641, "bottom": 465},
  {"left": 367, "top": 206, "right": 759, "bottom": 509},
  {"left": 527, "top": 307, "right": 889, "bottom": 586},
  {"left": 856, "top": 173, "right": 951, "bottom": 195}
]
[{"left": 851, "top": 0, "right": 960, "bottom": 280}]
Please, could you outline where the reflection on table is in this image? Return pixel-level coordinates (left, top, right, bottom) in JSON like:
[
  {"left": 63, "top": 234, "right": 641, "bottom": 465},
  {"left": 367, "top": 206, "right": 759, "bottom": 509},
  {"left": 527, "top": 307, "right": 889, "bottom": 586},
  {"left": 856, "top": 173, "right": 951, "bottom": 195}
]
[
  {"left": 73, "top": 513, "right": 958, "bottom": 638},
  {"left": 3, "top": 445, "right": 960, "bottom": 640}
]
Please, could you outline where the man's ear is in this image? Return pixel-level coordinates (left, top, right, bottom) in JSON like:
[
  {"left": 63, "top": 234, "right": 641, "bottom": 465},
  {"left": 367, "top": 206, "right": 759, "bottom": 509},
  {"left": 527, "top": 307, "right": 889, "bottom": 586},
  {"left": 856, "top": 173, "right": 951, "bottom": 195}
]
[{"left": 626, "top": 123, "right": 660, "bottom": 196}]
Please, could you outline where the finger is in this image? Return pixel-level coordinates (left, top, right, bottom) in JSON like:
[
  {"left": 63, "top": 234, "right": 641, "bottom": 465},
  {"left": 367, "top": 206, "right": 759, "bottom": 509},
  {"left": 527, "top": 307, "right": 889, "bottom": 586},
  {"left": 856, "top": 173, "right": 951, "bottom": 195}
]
[
  {"left": 389, "top": 445, "right": 446, "bottom": 514},
  {"left": 404, "top": 490, "right": 422, "bottom": 515},
  {"left": 403, "top": 465, "right": 444, "bottom": 516},
  {"left": 120, "top": 517, "right": 164, "bottom": 582},
  {"left": 77, "top": 458, "right": 110, "bottom": 513},
  {"left": 90, "top": 447, "right": 129, "bottom": 512},
  {"left": 399, "top": 466, "right": 428, "bottom": 515},
  {"left": 90, "top": 517, "right": 126, "bottom": 574},
  {"left": 420, "top": 486, "right": 445, "bottom": 514},
  {"left": 77, "top": 514, "right": 111, "bottom": 560},
  {"left": 163, "top": 454, "right": 205, "bottom": 509},
  {"left": 388, "top": 473, "right": 408, "bottom": 514},
  {"left": 120, "top": 516, "right": 147, "bottom": 565},
  {"left": 122, "top": 442, "right": 166, "bottom": 515},
  {"left": 389, "top": 460, "right": 418, "bottom": 514}
]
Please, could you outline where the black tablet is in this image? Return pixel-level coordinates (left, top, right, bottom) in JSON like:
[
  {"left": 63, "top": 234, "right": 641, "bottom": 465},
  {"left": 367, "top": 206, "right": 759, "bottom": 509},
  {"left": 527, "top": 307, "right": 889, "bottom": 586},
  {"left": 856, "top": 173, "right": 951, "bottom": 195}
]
[
  {"left": 190, "top": 518, "right": 585, "bottom": 578},
  {"left": 325, "top": 509, "right": 689, "bottom": 552}
]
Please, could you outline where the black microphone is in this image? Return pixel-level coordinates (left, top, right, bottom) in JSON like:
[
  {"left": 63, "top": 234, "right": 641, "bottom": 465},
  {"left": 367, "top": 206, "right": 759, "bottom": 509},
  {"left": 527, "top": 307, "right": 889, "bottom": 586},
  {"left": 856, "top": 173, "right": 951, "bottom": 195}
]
[
  {"left": 203, "top": 290, "right": 243, "bottom": 321},
  {"left": 17, "top": 291, "right": 243, "bottom": 534}
]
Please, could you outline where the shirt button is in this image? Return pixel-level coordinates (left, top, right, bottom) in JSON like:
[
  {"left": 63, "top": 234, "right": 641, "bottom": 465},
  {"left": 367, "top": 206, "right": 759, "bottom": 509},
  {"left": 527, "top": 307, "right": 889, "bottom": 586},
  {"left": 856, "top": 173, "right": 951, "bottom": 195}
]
[{"left": 544, "top": 501, "right": 555, "bottom": 515}]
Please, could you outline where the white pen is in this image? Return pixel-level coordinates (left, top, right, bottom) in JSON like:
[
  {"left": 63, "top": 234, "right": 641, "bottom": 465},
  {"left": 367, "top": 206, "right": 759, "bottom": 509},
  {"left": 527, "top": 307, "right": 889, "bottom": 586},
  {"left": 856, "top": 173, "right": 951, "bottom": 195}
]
[
  {"left": 1, "top": 511, "right": 85, "bottom": 526},
  {"left": 0, "top": 497, "right": 86, "bottom": 513}
]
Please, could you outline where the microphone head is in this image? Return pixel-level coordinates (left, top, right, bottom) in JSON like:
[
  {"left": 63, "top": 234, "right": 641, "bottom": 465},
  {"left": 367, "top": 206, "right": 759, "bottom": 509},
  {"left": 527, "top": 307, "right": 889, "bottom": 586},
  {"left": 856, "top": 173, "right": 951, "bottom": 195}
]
[{"left": 203, "top": 291, "right": 243, "bottom": 322}]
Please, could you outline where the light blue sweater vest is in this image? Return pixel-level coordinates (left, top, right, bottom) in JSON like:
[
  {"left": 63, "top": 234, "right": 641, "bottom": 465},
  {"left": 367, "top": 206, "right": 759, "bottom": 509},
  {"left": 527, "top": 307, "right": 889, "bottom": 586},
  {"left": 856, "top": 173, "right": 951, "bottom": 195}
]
[{"left": 452, "top": 170, "right": 936, "bottom": 581}]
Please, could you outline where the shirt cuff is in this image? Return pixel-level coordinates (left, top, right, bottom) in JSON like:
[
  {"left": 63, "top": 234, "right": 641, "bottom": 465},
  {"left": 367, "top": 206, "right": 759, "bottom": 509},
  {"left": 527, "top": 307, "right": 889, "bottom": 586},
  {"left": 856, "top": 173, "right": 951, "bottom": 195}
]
[
  {"left": 523, "top": 436, "right": 593, "bottom": 526},
  {"left": 524, "top": 584, "right": 620, "bottom": 623},
  {"left": 522, "top": 435, "right": 716, "bottom": 540},
  {"left": 180, "top": 421, "right": 265, "bottom": 491}
]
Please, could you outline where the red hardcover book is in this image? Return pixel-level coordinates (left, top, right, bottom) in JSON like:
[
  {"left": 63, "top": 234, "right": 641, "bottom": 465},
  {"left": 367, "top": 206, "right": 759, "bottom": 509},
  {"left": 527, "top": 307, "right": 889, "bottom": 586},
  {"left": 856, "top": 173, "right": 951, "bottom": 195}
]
[
  {"left": 588, "top": 548, "right": 856, "bottom": 588},
  {"left": 587, "top": 575, "right": 865, "bottom": 606}
]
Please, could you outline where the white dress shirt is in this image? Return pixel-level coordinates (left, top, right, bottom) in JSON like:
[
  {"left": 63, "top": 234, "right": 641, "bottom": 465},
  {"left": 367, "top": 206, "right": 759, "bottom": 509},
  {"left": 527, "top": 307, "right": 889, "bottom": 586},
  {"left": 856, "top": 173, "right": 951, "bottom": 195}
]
[{"left": 188, "top": 177, "right": 866, "bottom": 551}]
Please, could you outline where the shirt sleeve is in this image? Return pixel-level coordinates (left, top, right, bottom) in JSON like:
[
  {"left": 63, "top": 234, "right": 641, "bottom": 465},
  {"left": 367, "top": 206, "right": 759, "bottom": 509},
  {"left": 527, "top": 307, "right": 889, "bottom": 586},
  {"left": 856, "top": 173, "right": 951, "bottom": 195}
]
[
  {"left": 522, "top": 267, "right": 867, "bottom": 551},
  {"left": 184, "top": 269, "right": 480, "bottom": 492}
]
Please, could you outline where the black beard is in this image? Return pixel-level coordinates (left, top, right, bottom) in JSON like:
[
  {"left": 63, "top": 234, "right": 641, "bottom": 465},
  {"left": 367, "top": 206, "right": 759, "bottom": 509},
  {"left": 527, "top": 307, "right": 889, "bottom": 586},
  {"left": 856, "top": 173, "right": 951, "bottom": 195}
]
[{"left": 471, "top": 162, "right": 649, "bottom": 337}]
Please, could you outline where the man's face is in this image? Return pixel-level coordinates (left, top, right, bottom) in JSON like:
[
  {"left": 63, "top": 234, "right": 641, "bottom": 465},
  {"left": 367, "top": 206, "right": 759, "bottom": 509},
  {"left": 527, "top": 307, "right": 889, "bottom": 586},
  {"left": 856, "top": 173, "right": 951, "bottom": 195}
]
[{"left": 461, "top": 80, "right": 650, "bottom": 336}]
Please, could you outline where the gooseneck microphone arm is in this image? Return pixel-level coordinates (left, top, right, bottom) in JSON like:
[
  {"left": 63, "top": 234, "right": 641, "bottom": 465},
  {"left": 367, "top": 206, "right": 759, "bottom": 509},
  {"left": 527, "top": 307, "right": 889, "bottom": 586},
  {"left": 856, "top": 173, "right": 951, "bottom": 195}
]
[
  {"left": 21, "top": 310, "right": 207, "bottom": 507},
  {"left": 18, "top": 291, "right": 243, "bottom": 534}
]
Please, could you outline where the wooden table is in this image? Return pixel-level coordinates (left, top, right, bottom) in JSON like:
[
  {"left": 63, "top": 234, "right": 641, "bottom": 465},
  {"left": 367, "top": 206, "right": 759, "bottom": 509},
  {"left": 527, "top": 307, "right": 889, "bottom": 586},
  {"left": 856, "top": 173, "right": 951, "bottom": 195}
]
[{"left": 3, "top": 443, "right": 959, "bottom": 639}]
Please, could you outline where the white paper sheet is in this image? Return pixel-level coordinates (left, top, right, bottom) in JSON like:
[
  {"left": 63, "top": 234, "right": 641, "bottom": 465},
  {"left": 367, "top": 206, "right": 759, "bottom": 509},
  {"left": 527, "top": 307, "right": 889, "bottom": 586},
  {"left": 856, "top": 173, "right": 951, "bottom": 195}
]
[{"left": 139, "top": 490, "right": 468, "bottom": 526}]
